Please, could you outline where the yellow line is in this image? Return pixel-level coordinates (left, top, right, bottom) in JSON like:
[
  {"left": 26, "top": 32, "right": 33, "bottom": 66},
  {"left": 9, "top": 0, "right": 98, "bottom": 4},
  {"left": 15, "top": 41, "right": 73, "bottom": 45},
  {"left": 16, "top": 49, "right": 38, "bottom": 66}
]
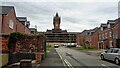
[
  {"left": 55, "top": 49, "right": 67, "bottom": 68},
  {"left": 55, "top": 49, "right": 74, "bottom": 68},
  {"left": 64, "top": 59, "right": 74, "bottom": 68}
]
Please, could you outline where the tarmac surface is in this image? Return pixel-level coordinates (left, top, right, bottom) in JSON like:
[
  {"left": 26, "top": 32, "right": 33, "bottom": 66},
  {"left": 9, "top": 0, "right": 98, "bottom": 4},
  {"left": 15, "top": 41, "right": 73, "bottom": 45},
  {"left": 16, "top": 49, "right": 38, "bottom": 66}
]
[{"left": 38, "top": 47, "right": 65, "bottom": 68}]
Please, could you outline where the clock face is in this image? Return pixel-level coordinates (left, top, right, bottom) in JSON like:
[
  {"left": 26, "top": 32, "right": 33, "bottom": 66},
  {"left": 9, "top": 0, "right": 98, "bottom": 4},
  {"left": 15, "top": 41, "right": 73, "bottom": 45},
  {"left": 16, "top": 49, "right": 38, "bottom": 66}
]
[{"left": 55, "top": 24, "right": 58, "bottom": 27}]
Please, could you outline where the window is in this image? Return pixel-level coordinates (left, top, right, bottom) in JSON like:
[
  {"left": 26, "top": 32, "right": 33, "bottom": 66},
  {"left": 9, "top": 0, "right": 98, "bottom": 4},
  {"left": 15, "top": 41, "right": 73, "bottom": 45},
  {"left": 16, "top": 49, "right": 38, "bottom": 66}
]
[
  {"left": 99, "top": 35, "right": 101, "bottom": 40},
  {"left": 102, "top": 34, "right": 104, "bottom": 40},
  {"left": 105, "top": 33, "right": 108, "bottom": 39},
  {"left": 115, "top": 34, "right": 118, "bottom": 39},
  {"left": 108, "top": 24, "right": 110, "bottom": 28},
  {"left": 109, "top": 32, "right": 112, "bottom": 37},
  {"left": 113, "top": 34, "right": 115, "bottom": 39},
  {"left": 112, "top": 49, "right": 119, "bottom": 53},
  {"left": 109, "top": 41, "right": 113, "bottom": 47},
  {"left": 101, "top": 27, "right": 103, "bottom": 31},
  {"left": 107, "top": 48, "right": 113, "bottom": 53},
  {"left": 9, "top": 20, "right": 14, "bottom": 29}
]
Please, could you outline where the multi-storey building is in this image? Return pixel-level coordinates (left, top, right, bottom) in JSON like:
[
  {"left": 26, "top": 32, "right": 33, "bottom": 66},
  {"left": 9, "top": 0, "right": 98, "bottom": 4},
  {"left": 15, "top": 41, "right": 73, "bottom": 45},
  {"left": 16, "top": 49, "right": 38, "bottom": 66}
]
[
  {"left": 76, "top": 27, "right": 98, "bottom": 48},
  {"left": 112, "top": 18, "right": 120, "bottom": 48},
  {"left": 98, "top": 19, "right": 120, "bottom": 49},
  {"left": 42, "top": 13, "right": 79, "bottom": 46}
]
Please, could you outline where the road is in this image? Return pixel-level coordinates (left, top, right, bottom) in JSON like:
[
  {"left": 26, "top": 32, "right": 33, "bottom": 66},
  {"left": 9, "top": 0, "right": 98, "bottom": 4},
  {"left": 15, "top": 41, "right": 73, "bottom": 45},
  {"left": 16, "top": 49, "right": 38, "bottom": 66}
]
[{"left": 56, "top": 46, "right": 120, "bottom": 68}]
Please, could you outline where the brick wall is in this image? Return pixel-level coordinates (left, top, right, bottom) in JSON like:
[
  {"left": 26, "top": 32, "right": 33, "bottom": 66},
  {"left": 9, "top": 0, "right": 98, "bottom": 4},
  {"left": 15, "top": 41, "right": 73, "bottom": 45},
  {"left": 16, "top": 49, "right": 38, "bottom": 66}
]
[
  {"left": 16, "top": 19, "right": 25, "bottom": 33},
  {"left": 25, "top": 26, "right": 31, "bottom": 34},
  {"left": 2, "top": 8, "right": 17, "bottom": 34},
  {"left": 0, "top": 35, "right": 9, "bottom": 53},
  {"left": 112, "top": 20, "right": 120, "bottom": 47},
  {"left": 14, "top": 35, "right": 46, "bottom": 53},
  {"left": 77, "top": 34, "right": 86, "bottom": 46},
  {"left": 0, "top": 15, "right": 2, "bottom": 33},
  {"left": 91, "top": 29, "right": 100, "bottom": 48}
]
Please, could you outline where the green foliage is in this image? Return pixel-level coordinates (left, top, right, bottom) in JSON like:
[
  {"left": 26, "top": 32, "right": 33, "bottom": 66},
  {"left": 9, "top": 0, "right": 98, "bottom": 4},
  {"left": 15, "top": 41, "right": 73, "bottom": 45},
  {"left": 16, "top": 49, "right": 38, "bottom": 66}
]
[
  {"left": 79, "top": 45, "right": 98, "bottom": 50},
  {"left": 9, "top": 32, "right": 23, "bottom": 42},
  {"left": 46, "top": 45, "right": 51, "bottom": 54},
  {"left": 8, "top": 32, "right": 23, "bottom": 49}
]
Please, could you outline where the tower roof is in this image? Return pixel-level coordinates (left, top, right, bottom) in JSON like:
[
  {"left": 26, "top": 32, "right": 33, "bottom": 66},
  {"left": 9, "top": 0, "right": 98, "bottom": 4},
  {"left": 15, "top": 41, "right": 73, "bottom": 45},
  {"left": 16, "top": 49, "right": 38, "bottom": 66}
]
[
  {"left": 56, "top": 13, "right": 59, "bottom": 17},
  {"left": 54, "top": 13, "right": 60, "bottom": 18}
]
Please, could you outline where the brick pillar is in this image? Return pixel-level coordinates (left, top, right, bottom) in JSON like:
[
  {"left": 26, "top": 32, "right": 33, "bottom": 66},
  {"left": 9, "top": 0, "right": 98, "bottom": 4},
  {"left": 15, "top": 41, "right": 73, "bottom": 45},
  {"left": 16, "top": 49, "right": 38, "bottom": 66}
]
[{"left": 35, "top": 52, "right": 41, "bottom": 64}]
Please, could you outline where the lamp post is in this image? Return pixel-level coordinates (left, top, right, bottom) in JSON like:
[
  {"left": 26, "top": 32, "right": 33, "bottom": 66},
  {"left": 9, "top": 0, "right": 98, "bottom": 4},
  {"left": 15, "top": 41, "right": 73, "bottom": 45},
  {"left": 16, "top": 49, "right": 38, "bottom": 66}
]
[{"left": 68, "top": 29, "right": 71, "bottom": 47}]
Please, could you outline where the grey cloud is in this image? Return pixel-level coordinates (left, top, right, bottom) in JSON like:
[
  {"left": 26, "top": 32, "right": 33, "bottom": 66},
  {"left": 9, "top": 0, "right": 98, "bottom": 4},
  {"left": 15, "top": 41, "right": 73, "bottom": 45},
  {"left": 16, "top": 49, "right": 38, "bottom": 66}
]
[
  {"left": 2, "top": 2, "right": 118, "bottom": 32},
  {"left": 63, "top": 17, "right": 82, "bottom": 23}
]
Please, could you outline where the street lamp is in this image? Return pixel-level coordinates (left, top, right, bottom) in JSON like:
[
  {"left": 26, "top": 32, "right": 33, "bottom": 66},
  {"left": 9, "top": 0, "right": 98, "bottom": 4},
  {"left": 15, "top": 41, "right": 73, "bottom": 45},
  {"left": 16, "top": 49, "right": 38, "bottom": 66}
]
[{"left": 68, "top": 29, "right": 71, "bottom": 47}]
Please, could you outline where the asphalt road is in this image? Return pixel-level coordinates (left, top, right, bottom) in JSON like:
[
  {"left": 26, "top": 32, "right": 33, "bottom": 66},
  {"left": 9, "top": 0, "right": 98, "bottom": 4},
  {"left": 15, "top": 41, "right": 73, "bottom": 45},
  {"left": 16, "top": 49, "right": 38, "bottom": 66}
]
[{"left": 56, "top": 46, "right": 120, "bottom": 68}]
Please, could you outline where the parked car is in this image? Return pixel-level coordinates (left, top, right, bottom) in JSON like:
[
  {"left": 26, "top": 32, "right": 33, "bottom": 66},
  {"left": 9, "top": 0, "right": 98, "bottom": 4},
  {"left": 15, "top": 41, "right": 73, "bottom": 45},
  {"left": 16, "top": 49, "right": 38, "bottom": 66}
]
[
  {"left": 76, "top": 45, "right": 82, "bottom": 48},
  {"left": 54, "top": 44, "right": 59, "bottom": 48},
  {"left": 100, "top": 48, "right": 120, "bottom": 65}
]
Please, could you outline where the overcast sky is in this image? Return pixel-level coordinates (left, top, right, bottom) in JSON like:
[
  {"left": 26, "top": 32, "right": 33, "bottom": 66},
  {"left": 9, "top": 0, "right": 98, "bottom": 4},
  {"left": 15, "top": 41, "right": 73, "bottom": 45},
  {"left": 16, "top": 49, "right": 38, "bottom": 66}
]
[{"left": 2, "top": 0, "right": 120, "bottom": 32}]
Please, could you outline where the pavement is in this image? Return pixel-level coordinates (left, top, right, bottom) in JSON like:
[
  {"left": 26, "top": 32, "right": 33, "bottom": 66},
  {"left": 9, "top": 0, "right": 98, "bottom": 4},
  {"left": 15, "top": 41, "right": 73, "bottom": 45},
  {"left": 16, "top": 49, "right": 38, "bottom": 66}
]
[{"left": 38, "top": 47, "right": 65, "bottom": 68}]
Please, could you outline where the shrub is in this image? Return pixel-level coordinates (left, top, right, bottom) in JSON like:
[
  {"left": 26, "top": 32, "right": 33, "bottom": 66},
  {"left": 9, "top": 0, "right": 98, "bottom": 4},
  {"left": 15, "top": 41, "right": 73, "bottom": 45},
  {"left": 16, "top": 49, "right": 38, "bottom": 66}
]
[{"left": 8, "top": 32, "right": 23, "bottom": 53}]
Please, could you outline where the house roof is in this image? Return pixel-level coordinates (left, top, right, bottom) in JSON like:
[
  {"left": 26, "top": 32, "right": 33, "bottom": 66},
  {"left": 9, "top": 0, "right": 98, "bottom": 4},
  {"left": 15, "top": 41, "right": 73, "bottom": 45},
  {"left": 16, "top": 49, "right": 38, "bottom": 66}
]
[
  {"left": 100, "top": 23, "right": 107, "bottom": 27},
  {"left": 26, "top": 21, "right": 30, "bottom": 25},
  {"left": 0, "top": 6, "right": 14, "bottom": 15},
  {"left": 107, "top": 20, "right": 115, "bottom": 24},
  {"left": 29, "top": 28, "right": 37, "bottom": 31},
  {"left": 17, "top": 17, "right": 27, "bottom": 22},
  {"left": 80, "top": 27, "right": 99, "bottom": 35}
]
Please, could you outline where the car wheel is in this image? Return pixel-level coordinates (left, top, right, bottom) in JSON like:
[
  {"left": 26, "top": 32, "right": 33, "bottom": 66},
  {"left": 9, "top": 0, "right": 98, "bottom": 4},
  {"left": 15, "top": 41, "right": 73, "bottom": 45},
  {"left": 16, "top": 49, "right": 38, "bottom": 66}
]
[
  {"left": 115, "top": 58, "right": 120, "bottom": 65},
  {"left": 100, "top": 55, "right": 104, "bottom": 60}
]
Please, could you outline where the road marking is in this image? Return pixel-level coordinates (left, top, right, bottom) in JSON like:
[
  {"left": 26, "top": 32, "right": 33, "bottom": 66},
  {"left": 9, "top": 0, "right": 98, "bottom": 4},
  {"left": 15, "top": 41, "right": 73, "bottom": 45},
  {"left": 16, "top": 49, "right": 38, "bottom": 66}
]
[
  {"left": 55, "top": 49, "right": 67, "bottom": 68},
  {"left": 64, "top": 59, "right": 74, "bottom": 68},
  {"left": 101, "top": 64, "right": 110, "bottom": 68},
  {"left": 101, "top": 64, "right": 106, "bottom": 66}
]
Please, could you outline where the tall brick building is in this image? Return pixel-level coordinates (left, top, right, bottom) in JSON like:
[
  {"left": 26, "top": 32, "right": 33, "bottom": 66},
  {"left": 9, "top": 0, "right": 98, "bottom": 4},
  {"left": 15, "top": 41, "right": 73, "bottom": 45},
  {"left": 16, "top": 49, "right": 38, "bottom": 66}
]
[
  {"left": 98, "top": 19, "right": 120, "bottom": 49},
  {"left": 43, "top": 13, "right": 79, "bottom": 46}
]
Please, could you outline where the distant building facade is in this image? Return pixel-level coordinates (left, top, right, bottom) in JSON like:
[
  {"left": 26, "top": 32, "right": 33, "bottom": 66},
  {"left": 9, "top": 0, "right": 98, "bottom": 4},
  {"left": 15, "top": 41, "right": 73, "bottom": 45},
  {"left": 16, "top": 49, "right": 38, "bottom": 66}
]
[
  {"left": 76, "top": 27, "right": 99, "bottom": 48},
  {"left": 39, "top": 13, "right": 79, "bottom": 46}
]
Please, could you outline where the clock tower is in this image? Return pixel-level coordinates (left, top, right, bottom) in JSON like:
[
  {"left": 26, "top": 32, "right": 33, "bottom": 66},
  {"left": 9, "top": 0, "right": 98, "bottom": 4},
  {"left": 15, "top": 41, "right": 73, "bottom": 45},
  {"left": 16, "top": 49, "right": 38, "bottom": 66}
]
[{"left": 53, "top": 13, "right": 61, "bottom": 29}]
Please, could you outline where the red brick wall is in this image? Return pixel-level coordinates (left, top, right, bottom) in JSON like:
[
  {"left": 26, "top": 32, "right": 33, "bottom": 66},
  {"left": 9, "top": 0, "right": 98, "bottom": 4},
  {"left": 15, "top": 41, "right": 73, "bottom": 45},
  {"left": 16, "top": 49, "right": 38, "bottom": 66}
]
[
  {"left": 112, "top": 25, "right": 117, "bottom": 48},
  {"left": 16, "top": 19, "right": 25, "bottom": 33},
  {"left": 2, "top": 8, "right": 17, "bottom": 34},
  {"left": 15, "top": 35, "right": 45, "bottom": 53},
  {"left": 0, "top": 15, "right": 2, "bottom": 33},
  {"left": 91, "top": 29, "right": 100, "bottom": 48},
  {"left": 118, "top": 21, "right": 120, "bottom": 38},
  {"left": 78, "top": 34, "right": 86, "bottom": 46},
  {"left": 0, "top": 36, "right": 9, "bottom": 53},
  {"left": 98, "top": 29, "right": 109, "bottom": 49},
  {"left": 76, "top": 34, "right": 80, "bottom": 45},
  {"left": 112, "top": 21, "right": 120, "bottom": 47},
  {"left": 25, "top": 26, "right": 31, "bottom": 34}
]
